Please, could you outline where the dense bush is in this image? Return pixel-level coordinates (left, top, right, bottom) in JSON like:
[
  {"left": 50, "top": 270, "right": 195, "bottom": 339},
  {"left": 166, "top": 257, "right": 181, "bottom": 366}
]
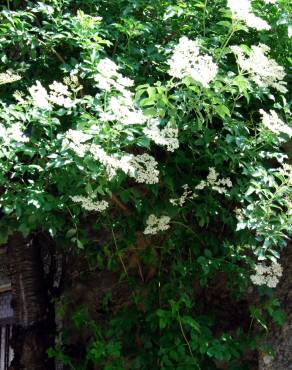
[{"left": 0, "top": 0, "right": 291, "bottom": 369}]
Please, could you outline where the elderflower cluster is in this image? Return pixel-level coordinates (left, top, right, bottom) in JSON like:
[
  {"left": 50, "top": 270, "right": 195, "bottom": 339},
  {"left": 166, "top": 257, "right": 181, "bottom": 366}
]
[
  {"left": 167, "top": 36, "right": 218, "bottom": 88},
  {"left": 260, "top": 109, "right": 292, "bottom": 137},
  {"left": 227, "top": 0, "right": 270, "bottom": 30},
  {"left": 128, "top": 153, "right": 159, "bottom": 184},
  {"left": 231, "top": 45, "right": 287, "bottom": 93},
  {"left": 90, "top": 144, "right": 130, "bottom": 179},
  {"left": 143, "top": 214, "right": 171, "bottom": 235},
  {"left": 279, "top": 163, "right": 292, "bottom": 184},
  {"left": 71, "top": 195, "right": 109, "bottom": 212},
  {"left": 94, "top": 58, "right": 134, "bottom": 96},
  {"left": 263, "top": 0, "right": 277, "bottom": 3},
  {"left": 0, "top": 70, "right": 21, "bottom": 85},
  {"left": 49, "top": 81, "right": 74, "bottom": 108},
  {"left": 62, "top": 129, "right": 92, "bottom": 157},
  {"left": 195, "top": 167, "right": 232, "bottom": 194},
  {"left": 63, "top": 75, "right": 82, "bottom": 91},
  {"left": 143, "top": 118, "right": 179, "bottom": 152},
  {"left": 170, "top": 184, "right": 197, "bottom": 206},
  {"left": 90, "top": 145, "right": 159, "bottom": 184},
  {"left": 0, "top": 122, "right": 29, "bottom": 146},
  {"left": 250, "top": 262, "right": 283, "bottom": 288},
  {"left": 100, "top": 95, "right": 147, "bottom": 125},
  {"left": 29, "top": 81, "right": 51, "bottom": 109},
  {"left": 28, "top": 80, "right": 75, "bottom": 109}
]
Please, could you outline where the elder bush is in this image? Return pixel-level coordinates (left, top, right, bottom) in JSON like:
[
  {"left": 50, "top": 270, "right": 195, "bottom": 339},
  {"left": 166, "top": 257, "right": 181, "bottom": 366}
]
[{"left": 0, "top": 0, "right": 291, "bottom": 369}]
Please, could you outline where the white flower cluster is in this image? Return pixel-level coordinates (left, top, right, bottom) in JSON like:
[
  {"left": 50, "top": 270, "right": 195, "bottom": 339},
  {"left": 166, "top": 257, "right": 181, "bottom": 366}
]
[
  {"left": 250, "top": 262, "right": 283, "bottom": 288},
  {"left": 94, "top": 59, "right": 149, "bottom": 126},
  {"left": 279, "top": 163, "right": 292, "bottom": 184},
  {"left": 128, "top": 153, "right": 159, "bottom": 184},
  {"left": 62, "top": 128, "right": 160, "bottom": 184},
  {"left": 90, "top": 144, "right": 131, "bottom": 179},
  {"left": 227, "top": 0, "right": 271, "bottom": 30},
  {"left": 143, "top": 118, "right": 179, "bottom": 152},
  {"left": 71, "top": 195, "right": 109, "bottom": 212},
  {"left": 195, "top": 167, "right": 232, "bottom": 194},
  {"left": 100, "top": 95, "right": 146, "bottom": 125},
  {"left": 63, "top": 75, "right": 82, "bottom": 91},
  {"left": 170, "top": 184, "right": 197, "bottom": 207},
  {"left": 90, "top": 145, "right": 159, "bottom": 184},
  {"left": 263, "top": 0, "right": 277, "bottom": 3},
  {"left": 231, "top": 44, "right": 287, "bottom": 93},
  {"left": 0, "top": 70, "right": 21, "bottom": 85},
  {"left": 49, "top": 81, "right": 74, "bottom": 108},
  {"left": 28, "top": 80, "right": 74, "bottom": 109},
  {"left": 234, "top": 207, "right": 244, "bottom": 222},
  {"left": 143, "top": 214, "right": 171, "bottom": 235},
  {"left": 0, "top": 122, "right": 29, "bottom": 146},
  {"left": 62, "top": 129, "right": 92, "bottom": 157},
  {"left": 29, "top": 81, "right": 50, "bottom": 109},
  {"left": 260, "top": 109, "right": 292, "bottom": 137},
  {"left": 94, "top": 58, "right": 134, "bottom": 95},
  {"left": 13, "top": 90, "right": 25, "bottom": 103},
  {"left": 167, "top": 36, "right": 218, "bottom": 88}
]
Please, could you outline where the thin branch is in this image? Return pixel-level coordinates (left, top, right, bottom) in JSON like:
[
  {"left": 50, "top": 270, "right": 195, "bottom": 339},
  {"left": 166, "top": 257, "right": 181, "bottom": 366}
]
[{"left": 111, "top": 194, "right": 131, "bottom": 215}]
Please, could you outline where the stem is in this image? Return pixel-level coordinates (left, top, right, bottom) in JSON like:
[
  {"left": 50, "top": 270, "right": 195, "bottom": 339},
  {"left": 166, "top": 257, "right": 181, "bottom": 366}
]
[
  {"left": 66, "top": 206, "right": 79, "bottom": 240},
  {"left": 111, "top": 227, "right": 129, "bottom": 279},
  {"left": 7, "top": 0, "right": 10, "bottom": 10},
  {"left": 217, "top": 21, "right": 237, "bottom": 62},
  {"left": 39, "top": 39, "right": 66, "bottom": 64},
  {"left": 111, "top": 194, "right": 131, "bottom": 215},
  {"left": 178, "top": 313, "right": 201, "bottom": 370},
  {"left": 203, "top": 0, "right": 208, "bottom": 37},
  {"left": 110, "top": 226, "right": 140, "bottom": 306}
]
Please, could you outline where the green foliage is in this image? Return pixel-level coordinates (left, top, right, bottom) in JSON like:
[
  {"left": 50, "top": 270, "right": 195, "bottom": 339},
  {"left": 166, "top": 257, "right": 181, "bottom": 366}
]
[{"left": 0, "top": 0, "right": 291, "bottom": 368}]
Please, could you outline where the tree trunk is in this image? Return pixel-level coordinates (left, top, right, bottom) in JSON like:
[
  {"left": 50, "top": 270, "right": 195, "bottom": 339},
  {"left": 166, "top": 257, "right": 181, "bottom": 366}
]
[
  {"left": 7, "top": 232, "right": 55, "bottom": 370},
  {"left": 258, "top": 243, "right": 292, "bottom": 370}
]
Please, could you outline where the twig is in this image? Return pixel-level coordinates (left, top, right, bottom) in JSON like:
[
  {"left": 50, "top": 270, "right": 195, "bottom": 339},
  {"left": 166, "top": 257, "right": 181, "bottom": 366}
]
[{"left": 111, "top": 194, "right": 131, "bottom": 215}]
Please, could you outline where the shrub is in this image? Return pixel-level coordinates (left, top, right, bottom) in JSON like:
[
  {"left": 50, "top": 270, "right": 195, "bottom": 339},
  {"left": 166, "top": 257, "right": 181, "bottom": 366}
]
[{"left": 0, "top": 0, "right": 291, "bottom": 368}]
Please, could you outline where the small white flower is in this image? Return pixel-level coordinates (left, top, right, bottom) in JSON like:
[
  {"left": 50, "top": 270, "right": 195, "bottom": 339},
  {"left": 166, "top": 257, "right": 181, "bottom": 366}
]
[
  {"left": 94, "top": 75, "right": 111, "bottom": 91},
  {"left": 62, "top": 129, "right": 92, "bottom": 157},
  {"left": 100, "top": 96, "right": 147, "bottom": 125},
  {"left": 170, "top": 184, "right": 197, "bottom": 206},
  {"left": 195, "top": 168, "right": 232, "bottom": 194},
  {"left": 143, "top": 118, "right": 179, "bottom": 152},
  {"left": 71, "top": 195, "right": 109, "bottom": 212},
  {"left": 10, "top": 123, "right": 29, "bottom": 143},
  {"left": 97, "top": 58, "right": 119, "bottom": 77},
  {"left": 227, "top": 0, "right": 271, "bottom": 30},
  {"left": 49, "top": 81, "right": 74, "bottom": 108},
  {"left": 279, "top": 163, "right": 292, "bottom": 184},
  {"left": 28, "top": 81, "right": 51, "bottom": 109},
  {"left": 90, "top": 144, "right": 121, "bottom": 179},
  {"left": 144, "top": 214, "right": 171, "bottom": 235},
  {"left": 195, "top": 181, "right": 206, "bottom": 190},
  {"left": 49, "top": 81, "right": 70, "bottom": 96},
  {"left": 0, "top": 70, "right": 21, "bottom": 85},
  {"left": 251, "top": 262, "right": 283, "bottom": 288},
  {"left": 167, "top": 36, "right": 218, "bottom": 87},
  {"left": 0, "top": 122, "right": 29, "bottom": 146},
  {"left": 117, "top": 76, "right": 134, "bottom": 87},
  {"left": 260, "top": 109, "right": 292, "bottom": 137},
  {"left": 231, "top": 44, "right": 287, "bottom": 93},
  {"left": 128, "top": 153, "right": 159, "bottom": 184},
  {"left": 94, "top": 58, "right": 134, "bottom": 97}
]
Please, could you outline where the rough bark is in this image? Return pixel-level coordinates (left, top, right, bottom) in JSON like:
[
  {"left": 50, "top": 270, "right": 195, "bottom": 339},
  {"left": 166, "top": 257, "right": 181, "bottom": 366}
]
[{"left": 7, "top": 232, "right": 55, "bottom": 370}]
